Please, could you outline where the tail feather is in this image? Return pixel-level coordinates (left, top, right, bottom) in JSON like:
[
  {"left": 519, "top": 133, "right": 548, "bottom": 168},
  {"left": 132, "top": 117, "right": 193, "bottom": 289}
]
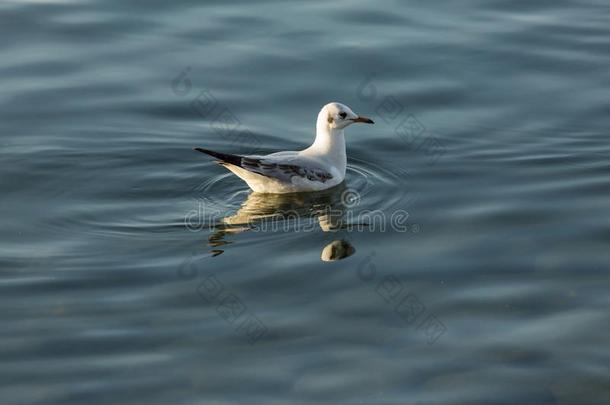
[{"left": 194, "top": 147, "right": 243, "bottom": 167}]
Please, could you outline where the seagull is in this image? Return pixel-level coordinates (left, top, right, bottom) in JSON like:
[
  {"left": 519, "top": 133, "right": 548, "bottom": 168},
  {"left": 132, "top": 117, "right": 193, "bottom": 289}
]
[{"left": 194, "top": 102, "right": 374, "bottom": 193}]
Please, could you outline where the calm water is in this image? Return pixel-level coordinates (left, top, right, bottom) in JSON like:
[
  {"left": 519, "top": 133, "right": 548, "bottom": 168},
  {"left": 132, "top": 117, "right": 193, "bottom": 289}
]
[{"left": 2, "top": 0, "right": 610, "bottom": 404}]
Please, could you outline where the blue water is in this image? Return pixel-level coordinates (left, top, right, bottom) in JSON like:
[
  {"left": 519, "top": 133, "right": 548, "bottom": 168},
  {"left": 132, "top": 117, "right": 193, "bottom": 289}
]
[{"left": 1, "top": 0, "right": 610, "bottom": 404}]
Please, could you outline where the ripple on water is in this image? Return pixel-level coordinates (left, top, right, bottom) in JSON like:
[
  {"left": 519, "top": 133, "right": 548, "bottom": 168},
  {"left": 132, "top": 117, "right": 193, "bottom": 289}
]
[
  {"left": 192, "top": 156, "right": 416, "bottom": 222},
  {"left": 36, "top": 153, "right": 418, "bottom": 246}
]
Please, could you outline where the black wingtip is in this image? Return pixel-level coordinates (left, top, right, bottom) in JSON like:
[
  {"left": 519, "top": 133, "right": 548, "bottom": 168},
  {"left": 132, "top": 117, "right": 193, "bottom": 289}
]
[
  {"left": 193, "top": 147, "right": 217, "bottom": 156},
  {"left": 193, "top": 147, "right": 243, "bottom": 167}
]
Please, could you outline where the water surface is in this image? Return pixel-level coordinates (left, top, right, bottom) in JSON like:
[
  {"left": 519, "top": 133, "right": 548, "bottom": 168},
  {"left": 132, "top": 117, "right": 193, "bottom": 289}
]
[{"left": 1, "top": 0, "right": 610, "bottom": 404}]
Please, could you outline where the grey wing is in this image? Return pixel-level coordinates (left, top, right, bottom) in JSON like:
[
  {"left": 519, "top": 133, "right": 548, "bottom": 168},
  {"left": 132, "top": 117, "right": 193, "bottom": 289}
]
[{"left": 241, "top": 156, "right": 334, "bottom": 183}]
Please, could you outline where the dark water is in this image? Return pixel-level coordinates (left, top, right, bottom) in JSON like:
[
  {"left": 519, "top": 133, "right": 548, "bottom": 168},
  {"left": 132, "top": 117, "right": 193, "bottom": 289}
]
[{"left": 2, "top": 0, "right": 610, "bottom": 404}]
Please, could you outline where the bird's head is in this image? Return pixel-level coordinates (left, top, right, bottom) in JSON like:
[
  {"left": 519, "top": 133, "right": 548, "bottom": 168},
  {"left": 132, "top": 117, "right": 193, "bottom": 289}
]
[{"left": 318, "top": 102, "right": 374, "bottom": 131}]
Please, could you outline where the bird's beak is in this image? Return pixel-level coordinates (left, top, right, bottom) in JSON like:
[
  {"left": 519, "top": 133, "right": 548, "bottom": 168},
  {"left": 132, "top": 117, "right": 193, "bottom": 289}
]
[{"left": 352, "top": 115, "right": 375, "bottom": 124}]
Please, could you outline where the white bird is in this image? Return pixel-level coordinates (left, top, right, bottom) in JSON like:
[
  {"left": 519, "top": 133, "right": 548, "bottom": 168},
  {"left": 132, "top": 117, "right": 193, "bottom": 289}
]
[{"left": 194, "top": 102, "right": 374, "bottom": 193}]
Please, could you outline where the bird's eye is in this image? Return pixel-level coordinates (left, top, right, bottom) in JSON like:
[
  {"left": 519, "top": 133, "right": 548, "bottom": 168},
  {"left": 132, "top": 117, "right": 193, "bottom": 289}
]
[{"left": 339, "top": 112, "right": 347, "bottom": 119}]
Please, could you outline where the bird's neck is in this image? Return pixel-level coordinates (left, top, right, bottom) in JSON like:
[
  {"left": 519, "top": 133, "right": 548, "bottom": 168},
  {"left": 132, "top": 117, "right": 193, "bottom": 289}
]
[{"left": 306, "top": 122, "right": 346, "bottom": 174}]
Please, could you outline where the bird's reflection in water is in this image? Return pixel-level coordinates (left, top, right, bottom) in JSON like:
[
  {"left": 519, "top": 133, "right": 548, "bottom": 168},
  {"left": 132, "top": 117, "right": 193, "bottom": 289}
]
[
  {"left": 320, "top": 239, "right": 355, "bottom": 262},
  {"left": 208, "top": 183, "right": 356, "bottom": 261}
]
